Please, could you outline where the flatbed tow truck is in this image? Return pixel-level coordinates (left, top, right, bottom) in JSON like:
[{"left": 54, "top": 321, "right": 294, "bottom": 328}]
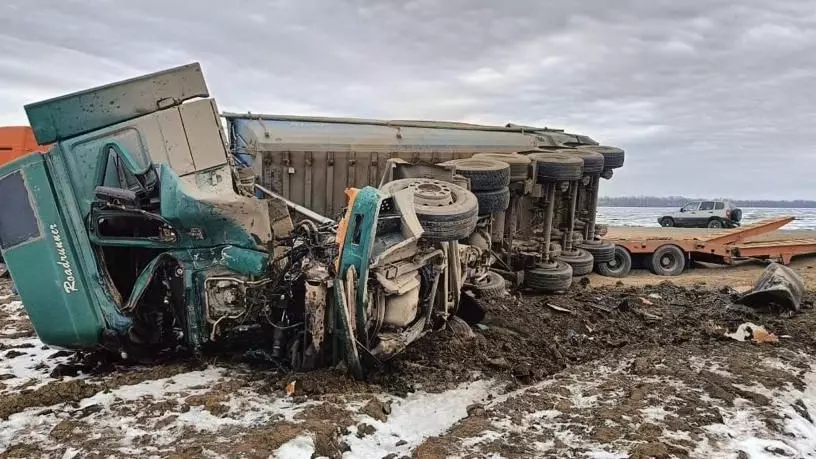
[{"left": 596, "top": 216, "right": 816, "bottom": 277}]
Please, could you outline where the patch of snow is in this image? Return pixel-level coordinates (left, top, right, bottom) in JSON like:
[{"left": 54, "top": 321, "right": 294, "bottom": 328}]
[
  {"left": 275, "top": 435, "right": 316, "bottom": 459},
  {"left": 342, "top": 379, "right": 496, "bottom": 458},
  {"left": 695, "top": 366, "right": 816, "bottom": 458},
  {"left": 640, "top": 406, "right": 669, "bottom": 422}
]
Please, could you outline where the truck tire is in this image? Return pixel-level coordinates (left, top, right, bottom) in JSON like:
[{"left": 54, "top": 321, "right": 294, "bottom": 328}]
[
  {"left": 660, "top": 217, "right": 674, "bottom": 227},
  {"left": 474, "top": 187, "right": 510, "bottom": 215},
  {"left": 557, "top": 248, "right": 594, "bottom": 276},
  {"left": 439, "top": 158, "right": 510, "bottom": 191},
  {"left": 595, "top": 246, "right": 632, "bottom": 278},
  {"left": 578, "top": 145, "right": 625, "bottom": 169},
  {"left": 581, "top": 239, "right": 615, "bottom": 263},
  {"left": 647, "top": 244, "right": 686, "bottom": 276},
  {"left": 466, "top": 271, "right": 506, "bottom": 299},
  {"left": 525, "top": 261, "right": 573, "bottom": 292},
  {"left": 558, "top": 149, "right": 605, "bottom": 175},
  {"left": 472, "top": 153, "right": 531, "bottom": 182},
  {"left": 527, "top": 152, "right": 584, "bottom": 183},
  {"left": 380, "top": 178, "right": 479, "bottom": 241}
]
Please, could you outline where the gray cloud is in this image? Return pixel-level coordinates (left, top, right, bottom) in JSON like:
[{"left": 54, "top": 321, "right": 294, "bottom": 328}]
[{"left": 1, "top": 0, "right": 814, "bottom": 198}]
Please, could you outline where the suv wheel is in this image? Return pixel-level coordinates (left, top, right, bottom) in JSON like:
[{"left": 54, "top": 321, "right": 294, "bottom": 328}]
[
  {"left": 707, "top": 219, "right": 724, "bottom": 229},
  {"left": 659, "top": 217, "right": 674, "bottom": 227}
]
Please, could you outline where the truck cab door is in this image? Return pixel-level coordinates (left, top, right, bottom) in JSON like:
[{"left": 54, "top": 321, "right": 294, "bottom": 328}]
[{"left": 0, "top": 154, "right": 105, "bottom": 347}]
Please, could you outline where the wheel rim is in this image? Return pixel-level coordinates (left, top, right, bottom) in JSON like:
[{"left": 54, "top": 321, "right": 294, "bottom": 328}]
[
  {"left": 660, "top": 254, "right": 676, "bottom": 269},
  {"left": 409, "top": 181, "right": 454, "bottom": 206}
]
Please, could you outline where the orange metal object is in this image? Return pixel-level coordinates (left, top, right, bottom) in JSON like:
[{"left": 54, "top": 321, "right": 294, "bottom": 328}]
[
  {"left": 607, "top": 216, "right": 816, "bottom": 267},
  {"left": 0, "top": 126, "right": 48, "bottom": 166}
]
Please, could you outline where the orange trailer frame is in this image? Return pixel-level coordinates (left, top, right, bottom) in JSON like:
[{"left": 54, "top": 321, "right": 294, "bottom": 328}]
[
  {"left": 0, "top": 126, "right": 49, "bottom": 167},
  {"left": 606, "top": 216, "right": 816, "bottom": 275}
]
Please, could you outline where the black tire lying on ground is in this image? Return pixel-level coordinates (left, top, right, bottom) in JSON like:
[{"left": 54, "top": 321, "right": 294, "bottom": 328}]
[
  {"left": 465, "top": 271, "right": 506, "bottom": 299},
  {"left": 439, "top": 158, "right": 510, "bottom": 191},
  {"left": 647, "top": 244, "right": 686, "bottom": 276},
  {"left": 577, "top": 145, "right": 625, "bottom": 169},
  {"left": 380, "top": 178, "right": 479, "bottom": 241},
  {"left": 526, "top": 152, "right": 584, "bottom": 183},
  {"left": 525, "top": 261, "right": 573, "bottom": 292},
  {"left": 557, "top": 248, "right": 595, "bottom": 276},
  {"left": 595, "top": 245, "right": 632, "bottom": 278},
  {"left": 474, "top": 187, "right": 510, "bottom": 215},
  {"left": 472, "top": 153, "right": 531, "bottom": 182},
  {"left": 580, "top": 239, "right": 615, "bottom": 264},
  {"left": 557, "top": 149, "right": 605, "bottom": 175}
]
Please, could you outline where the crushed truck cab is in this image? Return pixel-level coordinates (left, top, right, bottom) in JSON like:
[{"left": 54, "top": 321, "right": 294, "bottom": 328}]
[{"left": 0, "top": 63, "right": 486, "bottom": 376}]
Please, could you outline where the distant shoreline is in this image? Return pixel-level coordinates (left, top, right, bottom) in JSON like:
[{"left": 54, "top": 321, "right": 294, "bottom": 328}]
[
  {"left": 599, "top": 197, "right": 816, "bottom": 208},
  {"left": 599, "top": 204, "right": 816, "bottom": 209}
]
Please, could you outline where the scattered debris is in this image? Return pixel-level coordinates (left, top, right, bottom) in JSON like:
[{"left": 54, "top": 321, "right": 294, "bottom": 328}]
[
  {"left": 285, "top": 380, "right": 297, "bottom": 396},
  {"left": 587, "top": 303, "right": 613, "bottom": 313},
  {"left": 546, "top": 303, "right": 573, "bottom": 314},
  {"left": 648, "top": 293, "right": 662, "bottom": 299},
  {"left": 724, "top": 322, "right": 779, "bottom": 344},
  {"left": 639, "top": 297, "right": 655, "bottom": 306},
  {"left": 736, "top": 263, "right": 805, "bottom": 311}
]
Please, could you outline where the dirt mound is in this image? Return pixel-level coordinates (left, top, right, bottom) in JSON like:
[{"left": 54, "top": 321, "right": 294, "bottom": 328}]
[{"left": 367, "top": 281, "right": 815, "bottom": 394}]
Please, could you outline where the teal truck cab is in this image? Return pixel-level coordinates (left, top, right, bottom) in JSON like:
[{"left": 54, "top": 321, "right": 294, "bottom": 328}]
[{"left": 0, "top": 63, "right": 487, "bottom": 376}]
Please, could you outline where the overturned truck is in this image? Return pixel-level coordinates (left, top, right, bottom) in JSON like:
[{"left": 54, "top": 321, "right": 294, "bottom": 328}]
[
  {"left": 224, "top": 108, "right": 625, "bottom": 290},
  {"left": 0, "top": 63, "right": 624, "bottom": 377}
]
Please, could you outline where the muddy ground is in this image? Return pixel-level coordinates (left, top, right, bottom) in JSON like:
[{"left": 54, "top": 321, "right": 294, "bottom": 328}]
[{"left": 0, "top": 260, "right": 815, "bottom": 458}]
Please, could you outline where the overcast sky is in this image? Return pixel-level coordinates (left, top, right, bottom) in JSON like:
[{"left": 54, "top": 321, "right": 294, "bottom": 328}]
[{"left": 1, "top": 0, "right": 814, "bottom": 199}]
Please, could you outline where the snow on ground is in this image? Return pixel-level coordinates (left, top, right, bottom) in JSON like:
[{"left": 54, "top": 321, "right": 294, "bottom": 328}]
[
  {"left": 342, "top": 379, "right": 496, "bottom": 458},
  {"left": 2, "top": 293, "right": 816, "bottom": 458},
  {"left": 414, "top": 351, "right": 816, "bottom": 458}
]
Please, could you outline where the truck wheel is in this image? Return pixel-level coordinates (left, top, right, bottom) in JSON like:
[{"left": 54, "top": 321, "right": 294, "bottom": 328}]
[
  {"left": 439, "top": 158, "right": 510, "bottom": 191},
  {"left": 380, "top": 178, "right": 478, "bottom": 241},
  {"left": 557, "top": 248, "right": 594, "bottom": 276},
  {"left": 595, "top": 246, "right": 632, "bottom": 278},
  {"left": 581, "top": 239, "right": 615, "bottom": 263},
  {"left": 466, "top": 271, "right": 506, "bottom": 299},
  {"left": 647, "top": 245, "right": 686, "bottom": 276},
  {"left": 558, "top": 149, "right": 605, "bottom": 175},
  {"left": 707, "top": 218, "right": 724, "bottom": 229},
  {"left": 474, "top": 187, "right": 510, "bottom": 215},
  {"left": 660, "top": 217, "right": 674, "bottom": 227},
  {"left": 525, "top": 261, "right": 573, "bottom": 292},
  {"left": 578, "top": 145, "right": 625, "bottom": 169},
  {"left": 472, "top": 153, "right": 531, "bottom": 182},
  {"left": 527, "top": 152, "right": 584, "bottom": 183}
]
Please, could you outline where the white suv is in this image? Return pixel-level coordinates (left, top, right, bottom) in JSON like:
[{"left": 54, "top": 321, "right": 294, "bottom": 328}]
[{"left": 658, "top": 200, "right": 743, "bottom": 228}]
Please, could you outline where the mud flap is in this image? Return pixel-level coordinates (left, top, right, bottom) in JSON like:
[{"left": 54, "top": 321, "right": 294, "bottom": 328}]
[
  {"left": 736, "top": 262, "right": 804, "bottom": 311},
  {"left": 333, "top": 277, "right": 363, "bottom": 379}
]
